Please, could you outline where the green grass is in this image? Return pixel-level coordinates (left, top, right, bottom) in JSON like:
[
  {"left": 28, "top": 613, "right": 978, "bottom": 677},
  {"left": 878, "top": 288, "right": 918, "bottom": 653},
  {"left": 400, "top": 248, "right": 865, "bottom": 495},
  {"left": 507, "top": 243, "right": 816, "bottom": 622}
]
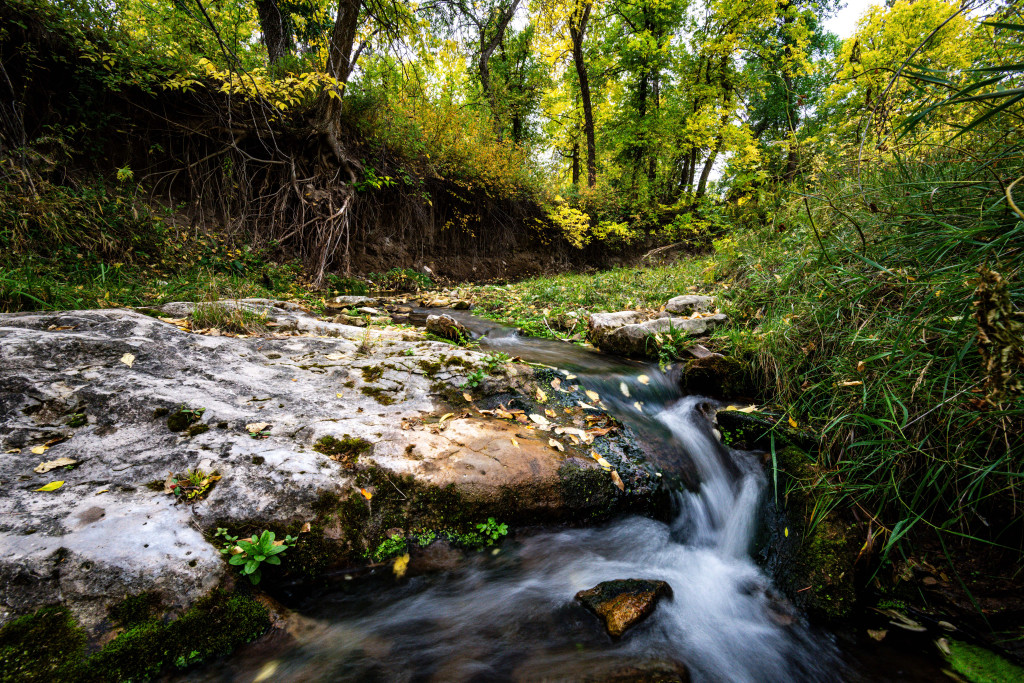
[{"left": 470, "top": 153, "right": 1024, "bottom": 563}]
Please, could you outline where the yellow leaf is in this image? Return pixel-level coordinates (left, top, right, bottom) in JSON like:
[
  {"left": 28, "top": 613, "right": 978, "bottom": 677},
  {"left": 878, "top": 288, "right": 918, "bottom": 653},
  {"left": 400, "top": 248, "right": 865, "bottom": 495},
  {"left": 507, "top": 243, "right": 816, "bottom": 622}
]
[
  {"left": 439, "top": 412, "right": 454, "bottom": 425},
  {"left": 633, "top": 401, "right": 643, "bottom": 411},
  {"left": 784, "top": 527, "right": 789, "bottom": 538},
  {"left": 637, "top": 374, "right": 650, "bottom": 385},
  {"left": 34, "top": 457, "right": 77, "bottom": 473},
  {"left": 610, "top": 470, "right": 625, "bottom": 491},
  {"left": 857, "top": 360, "right": 866, "bottom": 373},
  {"left": 836, "top": 381, "right": 863, "bottom": 387},
  {"left": 336, "top": 393, "right": 344, "bottom": 398},
  {"left": 788, "top": 417, "right": 798, "bottom": 429},
  {"left": 585, "top": 390, "right": 600, "bottom": 402},
  {"left": 393, "top": 552, "right": 410, "bottom": 578},
  {"left": 462, "top": 392, "right": 473, "bottom": 402},
  {"left": 619, "top": 382, "right": 630, "bottom": 398},
  {"left": 529, "top": 413, "right": 549, "bottom": 425},
  {"left": 535, "top": 388, "right": 548, "bottom": 403},
  {"left": 545, "top": 408, "right": 557, "bottom": 418},
  {"left": 510, "top": 438, "right": 519, "bottom": 448},
  {"left": 31, "top": 445, "right": 49, "bottom": 455},
  {"left": 245, "top": 422, "right": 270, "bottom": 433},
  {"left": 36, "top": 481, "right": 64, "bottom": 492},
  {"left": 120, "top": 353, "right": 135, "bottom": 368},
  {"left": 722, "top": 405, "right": 758, "bottom": 413}
]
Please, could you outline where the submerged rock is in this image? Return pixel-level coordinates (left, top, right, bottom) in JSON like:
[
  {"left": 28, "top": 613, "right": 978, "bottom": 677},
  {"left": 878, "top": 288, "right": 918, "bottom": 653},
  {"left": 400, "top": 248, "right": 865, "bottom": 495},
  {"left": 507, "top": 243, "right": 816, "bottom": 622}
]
[
  {"left": 576, "top": 578, "right": 672, "bottom": 637},
  {"left": 426, "top": 313, "right": 471, "bottom": 342},
  {"left": 0, "top": 304, "right": 663, "bottom": 634}
]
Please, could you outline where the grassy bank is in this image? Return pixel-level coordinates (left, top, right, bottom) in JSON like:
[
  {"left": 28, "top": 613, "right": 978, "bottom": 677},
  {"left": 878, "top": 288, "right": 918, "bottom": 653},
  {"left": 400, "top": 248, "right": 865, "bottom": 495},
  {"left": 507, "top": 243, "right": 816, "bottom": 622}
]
[{"left": 469, "top": 159, "right": 1024, "bottom": 568}]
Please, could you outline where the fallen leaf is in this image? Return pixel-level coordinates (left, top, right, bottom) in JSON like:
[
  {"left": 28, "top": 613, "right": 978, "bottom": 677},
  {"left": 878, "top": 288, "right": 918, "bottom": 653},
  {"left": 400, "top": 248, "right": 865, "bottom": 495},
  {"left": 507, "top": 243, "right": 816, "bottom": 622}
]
[
  {"left": 438, "top": 412, "right": 454, "bottom": 425},
  {"left": 300, "top": 522, "right": 311, "bottom": 533},
  {"left": 120, "top": 353, "right": 135, "bottom": 368},
  {"left": 545, "top": 408, "right": 557, "bottom": 418},
  {"left": 637, "top": 374, "right": 650, "bottom": 385},
  {"left": 867, "top": 629, "right": 887, "bottom": 642},
  {"left": 34, "top": 457, "right": 78, "bottom": 473},
  {"left": 31, "top": 445, "right": 49, "bottom": 455},
  {"left": 633, "top": 401, "right": 643, "bottom": 411},
  {"left": 722, "top": 405, "right": 758, "bottom": 413},
  {"left": 619, "top": 381, "right": 630, "bottom": 398},
  {"left": 587, "top": 427, "right": 614, "bottom": 437},
  {"left": 36, "top": 481, "right": 64, "bottom": 492},
  {"left": 788, "top": 416, "right": 799, "bottom": 429},
  {"left": 336, "top": 393, "right": 344, "bottom": 398},
  {"left": 535, "top": 388, "right": 548, "bottom": 403},
  {"left": 837, "top": 380, "right": 863, "bottom": 387},
  {"left": 462, "top": 392, "right": 474, "bottom": 402},
  {"left": 510, "top": 438, "right": 520, "bottom": 448},
  {"left": 857, "top": 360, "right": 866, "bottom": 373},
  {"left": 610, "top": 470, "right": 625, "bottom": 491},
  {"left": 529, "top": 413, "right": 549, "bottom": 425},
  {"left": 565, "top": 374, "right": 577, "bottom": 380},
  {"left": 393, "top": 552, "right": 410, "bottom": 578},
  {"left": 245, "top": 422, "right": 270, "bottom": 433},
  {"left": 578, "top": 401, "right": 599, "bottom": 411},
  {"left": 5, "top": 448, "right": 21, "bottom": 454},
  {"left": 550, "top": 378, "right": 562, "bottom": 391},
  {"left": 548, "top": 438, "right": 564, "bottom": 452},
  {"left": 359, "top": 487, "right": 373, "bottom": 500},
  {"left": 590, "top": 451, "right": 612, "bottom": 469},
  {"left": 585, "top": 390, "right": 600, "bottom": 403}
]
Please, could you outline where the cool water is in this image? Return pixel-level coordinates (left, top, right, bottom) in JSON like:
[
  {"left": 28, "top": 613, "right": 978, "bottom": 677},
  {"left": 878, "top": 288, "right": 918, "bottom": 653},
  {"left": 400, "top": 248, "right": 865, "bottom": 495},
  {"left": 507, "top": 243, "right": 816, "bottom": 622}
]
[{"left": 188, "top": 311, "right": 948, "bottom": 682}]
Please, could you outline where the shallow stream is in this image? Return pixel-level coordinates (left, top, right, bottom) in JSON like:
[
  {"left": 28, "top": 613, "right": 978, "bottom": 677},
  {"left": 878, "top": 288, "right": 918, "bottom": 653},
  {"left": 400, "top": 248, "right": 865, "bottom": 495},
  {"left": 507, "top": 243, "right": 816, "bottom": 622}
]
[{"left": 187, "top": 311, "right": 950, "bottom": 682}]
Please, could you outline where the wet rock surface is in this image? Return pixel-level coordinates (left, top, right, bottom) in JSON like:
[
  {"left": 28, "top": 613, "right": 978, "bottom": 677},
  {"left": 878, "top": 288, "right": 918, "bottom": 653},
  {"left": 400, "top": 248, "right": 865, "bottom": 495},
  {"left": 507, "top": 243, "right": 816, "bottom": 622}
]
[
  {"left": 0, "top": 303, "right": 662, "bottom": 631},
  {"left": 425, "top": 313, "right": 472, "bottom": 342},
  {"left": 664, "top": 295, "right": 715, "bottom": 315},
  {"left": 576, "top": 578, "right": 672, "bottom": 637},
  {"left": 588, "top": 310, "right": 728, "bottom": 358}
]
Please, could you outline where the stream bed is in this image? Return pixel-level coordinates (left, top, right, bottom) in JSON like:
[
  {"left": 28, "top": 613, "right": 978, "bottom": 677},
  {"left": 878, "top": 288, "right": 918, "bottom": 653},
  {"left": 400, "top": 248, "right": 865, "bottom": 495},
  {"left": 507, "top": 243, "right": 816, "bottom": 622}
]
[{"left": 184, "top": 310, "right": 952, "bottom": 682}]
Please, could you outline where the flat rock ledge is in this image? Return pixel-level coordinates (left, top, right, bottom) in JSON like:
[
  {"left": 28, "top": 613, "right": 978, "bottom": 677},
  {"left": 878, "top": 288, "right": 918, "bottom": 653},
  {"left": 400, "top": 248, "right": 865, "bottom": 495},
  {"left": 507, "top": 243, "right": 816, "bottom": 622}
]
[
  {"left": 0, "top": 302, "right": 665, "bottom": 635},
  {"left": 576, "top": 578, "right": 673, "bottom": 637}
]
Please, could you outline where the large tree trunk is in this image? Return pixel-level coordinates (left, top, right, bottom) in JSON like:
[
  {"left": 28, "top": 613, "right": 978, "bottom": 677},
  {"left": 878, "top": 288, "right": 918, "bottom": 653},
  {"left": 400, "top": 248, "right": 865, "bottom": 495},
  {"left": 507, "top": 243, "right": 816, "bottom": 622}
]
[
  {"left": 255, "top": 0, "right": 292, "bottom": 64},
  {"left": 569, "top": 0, "right": 596, "bottom": 187},
  {"left": 477, "top": 0, "right": 521, "bottom": 101}
]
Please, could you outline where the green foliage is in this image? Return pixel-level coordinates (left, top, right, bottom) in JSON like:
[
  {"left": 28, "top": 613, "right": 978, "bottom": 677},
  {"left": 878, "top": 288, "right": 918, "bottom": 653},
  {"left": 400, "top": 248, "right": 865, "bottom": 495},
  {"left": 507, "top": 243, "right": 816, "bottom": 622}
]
[
  {"left": 168, "top": 468, "right": 220, "bottom": 502},
  {"left": 0, "top": 607, "right": 85, "bottom": 683},
  {"left": 367, "top": 267, "right": 433, "bottom": 292},
  {"left": 216, "top": 529, "right": 297, "bottom": 585},
  {"left": 372, "top": 534, "right": 408, "bottom": 561},
  {"left": 189, "top": 303, "right": 270, "bottom": 334},
  {"left": 475, "top": 517, "right": 509, "bottom": 544}
]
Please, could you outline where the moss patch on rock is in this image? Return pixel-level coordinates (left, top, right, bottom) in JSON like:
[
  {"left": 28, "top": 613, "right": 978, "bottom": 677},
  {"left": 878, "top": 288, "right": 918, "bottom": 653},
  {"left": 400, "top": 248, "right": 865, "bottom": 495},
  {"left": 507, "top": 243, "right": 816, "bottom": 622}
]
[
  {"left": 772, "top": 444, "right": 859, "bottom": 622},
  {"left": 313, "top": 435, "right": 372, "bottom": 466},
  {"left": 943, "top": 638, "right": 1024, "bottom": 683},
  {"left": 0, "top": 590, "right": 268, "bottom": 683},
  {"left": 679, "top": 355, "right": 755, "bottom": 399}
]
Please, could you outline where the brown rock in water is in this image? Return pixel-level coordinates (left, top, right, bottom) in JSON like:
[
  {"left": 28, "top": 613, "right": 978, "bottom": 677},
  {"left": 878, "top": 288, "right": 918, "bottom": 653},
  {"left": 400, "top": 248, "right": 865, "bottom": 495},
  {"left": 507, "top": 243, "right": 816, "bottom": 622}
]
[
  {"left": 576, "top": 578, "right": 672, "bottom": 637},
  {"left": 426, "top": 313, "right": 471, "bottom": 342}
]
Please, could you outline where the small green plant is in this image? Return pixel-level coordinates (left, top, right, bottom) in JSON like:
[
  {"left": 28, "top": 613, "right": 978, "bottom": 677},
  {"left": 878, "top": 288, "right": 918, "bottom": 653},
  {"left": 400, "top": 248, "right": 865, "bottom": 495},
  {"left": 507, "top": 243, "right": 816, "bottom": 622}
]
[
  {"left": 415, "top": 529, "right": 437, "bottom": 546},
  {"left": 372, "top": 534, "right": 408, "bottom": 561},
  {"left": 461, "top": 368, "right": 486, "bottom": 388},
  {"left": 482, "top": 352, "right": 511, "bottom": 373},
  {"left": 215, "top": 529, "right": 296, "bottom": 584},
  {"left": 189, "top": 302, "right": 269, "bottom": 334},
  {"left": 167, "top": 468, "right": 220, "bottom": 502},
  {"left": 475, "top": 517, "right": 508, "bottom": 545}
]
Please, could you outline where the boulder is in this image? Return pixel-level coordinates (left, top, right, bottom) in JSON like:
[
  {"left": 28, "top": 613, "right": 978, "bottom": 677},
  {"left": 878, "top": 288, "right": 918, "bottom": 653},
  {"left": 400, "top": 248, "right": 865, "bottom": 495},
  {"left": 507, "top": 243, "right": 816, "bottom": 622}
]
[
  {"left": 587, "top": 311, "right": 647, "bottom": 348},
  {"left": 450, "top": 300, "right": 472, "bottom": 310},
  {"left": 597, "top": 314, "right": 728, "bottom": 358},
  {"left": 0, "top": 304, "right": 664, "bottom": 635},
  {"left": 664, "top": 295, "right": 715, "bottom": 315},
  {"left": 426, "top": 313, "right": 471, "bottom": 342},
  {"left": 576, "top": 579, "right": 672, "bottom": 637},
  {"left": 331, "top": 295, "right": 377, "bottom": 306},
  {"left": 678, "top": 354, "right": 752, "bottom": 399}
]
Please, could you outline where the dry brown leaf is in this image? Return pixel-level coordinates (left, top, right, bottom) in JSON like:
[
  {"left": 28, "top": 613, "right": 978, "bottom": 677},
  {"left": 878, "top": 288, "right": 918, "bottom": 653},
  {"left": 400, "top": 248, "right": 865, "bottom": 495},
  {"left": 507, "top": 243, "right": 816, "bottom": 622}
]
[
  {"left": 462, "top": 392, "right": 474, "bottom": 402},
  {"left": 550, "top": 378, "right": 562, "bottom": 391},
  {"left": 535, "top": 387, "right": 548, "bottom": 403},
  {"left": 857, "top": 360, "right": 866, "bottom": 373},
  {"left": 610, "top": 470, "right": 625, "bottom": 491},
  {"left": 548, "top": 438, "right": 565, "bottom": 452},
  {"left": 545, "top": 408, "right": 557, "bottom": 418},
  {"left": 33, "top": 457, "right": 78, "bottom": 474},
  {"left": 300, "top": 522, "right": 311, "bottom": 533},
  {"left": 245, "top": 422, "right": 270, "bottom": 433}
]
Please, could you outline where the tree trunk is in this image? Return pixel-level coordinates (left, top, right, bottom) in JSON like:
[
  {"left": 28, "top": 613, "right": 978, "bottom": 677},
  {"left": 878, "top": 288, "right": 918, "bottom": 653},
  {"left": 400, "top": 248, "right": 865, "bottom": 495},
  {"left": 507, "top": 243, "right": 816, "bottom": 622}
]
[
  {"left": 255, "top": 0, "right": 292, "bottom": 64},
  {"left": 477, "top": 0, "right": 521, "bottom": 101},
  {"left": 569, "top": 0, "right": 596, "bottom": 187},
  {"left": 572, "top": 140, "right": 580, "bottom": 187}
]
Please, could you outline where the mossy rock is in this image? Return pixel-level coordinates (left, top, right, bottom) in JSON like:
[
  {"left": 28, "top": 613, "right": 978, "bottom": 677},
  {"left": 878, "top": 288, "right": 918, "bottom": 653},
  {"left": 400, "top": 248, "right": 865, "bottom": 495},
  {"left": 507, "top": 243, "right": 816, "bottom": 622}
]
[
  {"left": 679, "top": 355, "right": 755, "bottom": 399},
  {"left": 769, "top": 445, "right": 860, "bottom": 622},
  {"left": 716, "top": 410, "right": 813, "bottom": 453},
  {"left": 943, "top": 638, "right": 1024, "bottom": 683},
  {"left": 0, "top": 590, "right": 268, "bottom": 683}
]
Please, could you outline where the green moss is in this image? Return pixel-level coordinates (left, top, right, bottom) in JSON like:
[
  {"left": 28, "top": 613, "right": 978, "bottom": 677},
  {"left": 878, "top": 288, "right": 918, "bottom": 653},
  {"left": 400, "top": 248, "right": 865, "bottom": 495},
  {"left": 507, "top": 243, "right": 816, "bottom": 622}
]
[
  {"left": 361, "top": 365, "right": 385, "bottom": 382},
  {"left": 166, "top": 406, "right": 203, "bottom": 432},
  {"left": 417, "top": 359, "right": 444, "bottom": 378},
  {"left": 372, "top": 534, "right": 408, "bottom": 561},
  {"left": 313, "top": 435, "right": 372, "bottom": 465},
  {"left": 66, "top": 413, "right": 87, "bottom": 428},
  {"left": 82, "top": 590, "right": 267, "bottom": 681},
  {"left": 558, "top": 462, "right": 616, "bottom": 519},
  {"left": 0, "top": 591, "right": 267, "bottom": 683},
  {"left": 360, "top": 386, "right": 396, "bottom": 405},
  {"left": 144, "top": 480, "right": 165, "bottom": 492},
  {"left": 0, "top": 607, "right": 86, "bottom": 682},
  {"left": 108, "top": 592, "right": 162, "bottom": 628},
  {"left": 186, "top": 423, "right": 210, "bottom": 437},
  {"left": 943, "top": 639, "right": 1024, "bottom": 683}
]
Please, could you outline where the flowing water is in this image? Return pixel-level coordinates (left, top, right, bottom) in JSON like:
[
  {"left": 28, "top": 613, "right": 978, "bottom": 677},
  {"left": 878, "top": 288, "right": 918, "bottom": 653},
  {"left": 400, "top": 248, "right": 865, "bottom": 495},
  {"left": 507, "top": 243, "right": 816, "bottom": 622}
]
[{"left": 188, "top": 311, "right": 950, "bottom": 682}]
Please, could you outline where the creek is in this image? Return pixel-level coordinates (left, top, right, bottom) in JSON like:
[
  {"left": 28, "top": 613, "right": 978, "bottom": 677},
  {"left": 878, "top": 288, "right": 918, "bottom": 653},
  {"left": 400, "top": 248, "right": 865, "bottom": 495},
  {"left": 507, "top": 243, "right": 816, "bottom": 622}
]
[{"left": 187, "top": 310, "right": 949, "bottom": 682}]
